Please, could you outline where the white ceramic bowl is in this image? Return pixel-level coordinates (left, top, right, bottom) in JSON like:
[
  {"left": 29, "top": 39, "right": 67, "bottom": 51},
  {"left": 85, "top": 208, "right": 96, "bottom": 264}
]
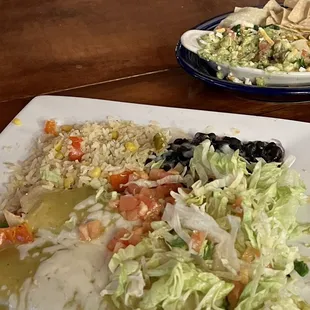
[{"left": 181, "top": 29, "right": 310, "bottom": 86}]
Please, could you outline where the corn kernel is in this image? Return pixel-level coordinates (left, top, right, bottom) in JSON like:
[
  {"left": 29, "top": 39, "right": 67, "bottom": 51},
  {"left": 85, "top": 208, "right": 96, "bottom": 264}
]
[
  {"left": 61, "top": 125, "right": 73, "bottom": 132},
  {"left": 111, "top": 131, "right": 119, "bottom": 140},
  {"left": 88, "top": 167, "right": 101, "bottom": 178},
  {"left": 55, "top": 152, "right": 64, "bottom": 160},
  {"left": 125, "top": 142, "right": 138, "bottom": 152},
  {"left": 216, "top": 27, "right": 226, "bottom": 33},
  {"left": 64, "top": 176, "right": 74, "bottom": 189},
  {"left": 54, "top": 141, "right": 62, "bottom": 152},
  {"left": 12, "top": 118, "right": 22, "bottom": 126}
]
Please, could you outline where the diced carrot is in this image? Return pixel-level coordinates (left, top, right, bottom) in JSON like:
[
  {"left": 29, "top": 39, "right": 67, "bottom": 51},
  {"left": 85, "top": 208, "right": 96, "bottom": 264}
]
[
  {"left": 227, "top": 281, "right": 245, "bottom": 310},
  {"left": 119, "top": 195, "right": 139, "bottom": 212},
  {"left": 109, "top": 171, "right": 132, "bottom": 192},
  {"left": 44, "top": 120, "right": 58, "bottom": 136},
  {"left": 0, "top": 224, "right": 34, "bottom": 247},
  {"left": 191, "top": 231, "right": 206, "bottom": 253}
]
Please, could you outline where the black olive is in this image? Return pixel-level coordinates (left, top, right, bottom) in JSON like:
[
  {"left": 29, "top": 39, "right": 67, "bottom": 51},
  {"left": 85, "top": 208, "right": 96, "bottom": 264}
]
[
  {"left": 169, "top": 144, "right": 181, "bottom": 152},
  {"left": 173, "top": 138, "right": 190, "bottom": 145},
  {"left": 207, "top": 133, "right": 217, "bottom": 142},
  {"left": 212, "top": 140, "right": 229, "bottom": 150},
  {"left": 262, "top": 143, "right": 283, "bottom": 162},
  {"left": 164, "top": 152, "right": 179, "bottom": 162},
  {"left": 222, "top": 137, "right": 242, "bottom": 151},
  {"left": 145, "top": 158, "right": 152, "bottom": 165},
  {"left": 182, "top": 149, "right": 194, "bottom": 159},
  {"left": 243, "top": 142, "right": 257, "bottom": 162},
  {"left": 163, "top": 162, "right": 176, "bottom": 171},
  {"left": 192, "top": 132, "right": 210, "bottom": 145},
  {"left": 178, "top": 143, "right": 194, "bottom": 153},
  {"left": 254, "top": 141, "right": 266, "bottom": 157}
]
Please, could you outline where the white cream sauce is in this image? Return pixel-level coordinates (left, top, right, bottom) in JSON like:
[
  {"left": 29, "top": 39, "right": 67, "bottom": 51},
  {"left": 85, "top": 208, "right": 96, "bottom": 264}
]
[{"left": 6, "top": 196, "right": 137, "bottom": 310}]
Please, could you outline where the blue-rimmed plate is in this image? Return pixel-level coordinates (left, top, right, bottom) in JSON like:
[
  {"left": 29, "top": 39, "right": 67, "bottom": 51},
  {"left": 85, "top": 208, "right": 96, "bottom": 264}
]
[{"left": 175, "top": 12, "right": 310, "bottom": 102}]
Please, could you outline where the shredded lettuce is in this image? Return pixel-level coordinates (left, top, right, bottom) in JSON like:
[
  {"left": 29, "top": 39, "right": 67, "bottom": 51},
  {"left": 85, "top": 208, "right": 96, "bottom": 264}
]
[{"left": 102, "top": 228, "right": 234, "bottom": 310}]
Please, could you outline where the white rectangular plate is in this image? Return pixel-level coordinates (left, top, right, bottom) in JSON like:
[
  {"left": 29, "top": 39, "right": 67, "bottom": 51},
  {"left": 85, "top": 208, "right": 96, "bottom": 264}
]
[{"left": 1, "top": 95, "right": 310, "bottom": 204}]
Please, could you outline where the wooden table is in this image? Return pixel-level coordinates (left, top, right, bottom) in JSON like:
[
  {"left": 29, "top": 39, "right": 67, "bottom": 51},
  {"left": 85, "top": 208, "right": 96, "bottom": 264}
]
[{"left": 1, "top": 0, "right": 310, "bottom": 132}]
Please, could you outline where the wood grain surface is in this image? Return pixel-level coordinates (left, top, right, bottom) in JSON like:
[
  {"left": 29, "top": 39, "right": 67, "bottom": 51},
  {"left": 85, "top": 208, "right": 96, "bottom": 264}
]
[{"left": 1, "top": 0, "right": 309, "bottom": 133}]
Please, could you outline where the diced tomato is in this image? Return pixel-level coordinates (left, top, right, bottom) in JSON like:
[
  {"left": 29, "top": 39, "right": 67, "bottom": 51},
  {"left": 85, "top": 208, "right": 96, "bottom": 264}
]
[
  {"left": 119, "top": 195, "right": 139, "bottom": 212},
  {"left": 137, "top": 201, "right": 148, "bottom": 218},
  {"left": 79, "top": 220, "right": 102, "bottom": 241},
  {"left": 259, "top": 40, "right": 270, "bottom": 52},
  {"left": 69, "top": 136, "right": 83, "bottom": 144},
  {"left": 107, "top": 238, "right": 118, "bottom": 251},
  {"left": 128, "top": 227, "right": 143, "bottom": 246},
  {"left": 191, "top": 231, "right": 206, "bottom": 253},
  {"left": 113, "top": 241, "right": 126, "bottom": 252},
  {"left": 87, "top": 220, "right": 102, "bottom": 239},
  {"left": 302, "top": 49, "right": 308, "bottom": 57},
  {"left": 68, "top": 136, "right": 84, "bottom": 161},
  {"left": 149, "top": 169, "right": 170, "bottom": 180},
  {"left": 107, "top": 227, "right": 145, "bottom": 252},
  {"left": 138, "top": 193, "right": 154, "bottom": 206},
  {"left": 165, "top": 196, "right": 175, "bottom": 205},
  {"left": 227, "top": 281, "right": 245, "bottom": 309},
  {"left": 109, "top": 171, "right": 132, "bottom": 192},
  {"left": 126, "top": 183, "right": 141, "bottom": 195},
  {"left": 0, "top": 224, "right": 34, "bottom": 247},
  {"left": 107, "top": 228, "right": 130, "bottom": 252},
  {"left": 69, "top": 148, "right": 84, "bottom": 161},
  {"left": 155, "top": 183, "right": 182, "bottom": 199},
  {"left": 114, "top": 228, "right": 130, "bottom": 239},
  {"left": 139, "top": 187, "right": 155, "bottom": 198},
  {"left": 44, "top": 120, "right": 58, "bottom": 136},
  {"left": 124, "top": 209, "right": 139, "bottom": 221},
  {"left": 142, "top": 221, "right": 153, "bottom": 233}
]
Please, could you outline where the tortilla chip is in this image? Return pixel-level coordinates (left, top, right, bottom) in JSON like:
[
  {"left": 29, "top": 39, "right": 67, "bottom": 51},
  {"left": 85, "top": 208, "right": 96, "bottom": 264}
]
[
  {"left": 234, "top": 7, "right": 242, "bottom": 12},
  {"left": 270, "top": 10, "right": 283, "bottom": 24},
  {"left": 266, "top": 16, "right": 276, "bottom": 25},
  {"left": 264, "top": 0, "right": 283, "bottom": 13},
  {"left": 288, "top": 0, "right": 310, "bottom": 23},
  {"left": 291, "top": 39, "right": 310, "bottom": 52},
  {"left": 300, "top": 17, "right": 310, "bottom": 26},
  {"left": 281, "top": 8, "right": 294, "bottom": 26},
  {"left": 219, "top": 7, "right": 269, "bottom": 28},
  {"left": 284, "top": 0, "right": 299, "bottom": 8}
]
